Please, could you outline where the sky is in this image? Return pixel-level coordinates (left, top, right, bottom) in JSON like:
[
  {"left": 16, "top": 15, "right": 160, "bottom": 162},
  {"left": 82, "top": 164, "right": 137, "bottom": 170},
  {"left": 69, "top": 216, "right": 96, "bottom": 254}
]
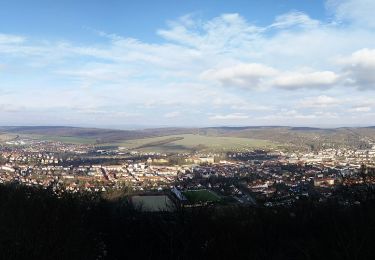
[{"left": 1, "top": 0, "right": 375, "bottom": 128}]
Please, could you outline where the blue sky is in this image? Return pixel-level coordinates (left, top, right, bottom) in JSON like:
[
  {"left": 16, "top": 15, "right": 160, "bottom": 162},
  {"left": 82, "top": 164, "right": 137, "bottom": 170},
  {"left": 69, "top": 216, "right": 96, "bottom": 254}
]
[
  {"left": 0, "top": 0, "right": 375, "bottom": 128},
  {"left": 0, "top": 0, "right": 326, "bottom": 41}
]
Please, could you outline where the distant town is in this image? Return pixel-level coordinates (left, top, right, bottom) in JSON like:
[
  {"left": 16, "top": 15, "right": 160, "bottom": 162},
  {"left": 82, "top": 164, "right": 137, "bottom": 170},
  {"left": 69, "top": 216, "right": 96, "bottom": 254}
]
[{"left": 2, "top": 131, "right": 375, "bottom": 211}]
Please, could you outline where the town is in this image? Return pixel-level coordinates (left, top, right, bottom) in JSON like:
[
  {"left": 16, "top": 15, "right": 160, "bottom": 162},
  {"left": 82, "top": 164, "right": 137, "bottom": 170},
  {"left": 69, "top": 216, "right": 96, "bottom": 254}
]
[{"left": 2, "top": 137, "right": 375, "bottom": 210}]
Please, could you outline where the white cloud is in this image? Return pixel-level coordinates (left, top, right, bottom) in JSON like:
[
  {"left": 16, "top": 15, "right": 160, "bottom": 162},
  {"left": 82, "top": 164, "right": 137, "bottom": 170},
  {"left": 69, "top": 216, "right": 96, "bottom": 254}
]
[
  {"left": 0, "top": 104, "right": 26, "bottom": 113},
  {"left": 349, "top": 106, "right": 371, "bottom": 112},
  {"left": 57, "top": 64, "right": 134, "bottom": 83},
  {"left": 257, "top": 110, "right": 317, "bottom": 121},
  {"left": 202, "top": 63, "right": 339, "bottom": 90},
  {"left": 209, "top": 113, "right": 249, "bottom": 120},
  {"left": 339, "top": 48, "right": 375, "bottom": 90},
  {"left": 157, "top": 13, "right": 263, "bottom": 51},
  {"left": 273, "top": 71, "right": 339, "bottom": 89},
  {"left": 164, "top": 111, "right": 181, "bottom": 118},
  {"left": 270, "top": 11, "right": 320, "bottom": 29},
  {"left": 327, "top": 0, "right": 375, "bottom": 28},
  {"left": 201, "top": 63, "right": 277, "bottom": 89},
  {"left": 231, "top": 103, "right": 272, "bottom": 111},
  {"left": 314, "top": 111, "right": 339, "bottom": 118},
  {"left": 0, "top": 33, "right": 25, "bottom": 44},
  {"left": 298, "top": 95, "right": 341, "bottom": 108}
]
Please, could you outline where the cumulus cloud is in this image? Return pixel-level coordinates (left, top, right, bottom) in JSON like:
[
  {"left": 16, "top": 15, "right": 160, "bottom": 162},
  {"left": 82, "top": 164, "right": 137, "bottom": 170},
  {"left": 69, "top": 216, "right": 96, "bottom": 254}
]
[
  {"left": 339, "top": 48, "right": 375, "bottom": 90},
  {"left": 202, "top": 64, "right": 339, "bottom": 90},
  {"left": 273, "top": 71, "right": 339, "bottom": 90},
  {"left": 201, "top": 63, "right": 277, "bottom": 88}
]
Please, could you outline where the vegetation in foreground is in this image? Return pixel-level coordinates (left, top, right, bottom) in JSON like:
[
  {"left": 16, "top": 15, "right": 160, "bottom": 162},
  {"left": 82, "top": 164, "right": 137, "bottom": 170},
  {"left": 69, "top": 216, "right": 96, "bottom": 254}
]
[{"left": 1, "top": 184, "right": 375, "bottom": 260}]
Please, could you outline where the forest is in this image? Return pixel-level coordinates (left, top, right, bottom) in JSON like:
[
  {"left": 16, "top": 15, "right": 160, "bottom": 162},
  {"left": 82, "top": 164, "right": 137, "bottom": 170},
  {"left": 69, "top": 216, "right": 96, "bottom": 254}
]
[{"left": 0, "top": 184, "right": 374, "bottom": 259}]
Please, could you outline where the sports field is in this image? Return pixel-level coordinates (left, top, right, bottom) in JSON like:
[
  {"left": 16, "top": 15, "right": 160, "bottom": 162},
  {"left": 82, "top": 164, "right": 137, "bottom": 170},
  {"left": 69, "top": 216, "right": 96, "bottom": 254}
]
[
  {"left": 182, "top": 189, "right": 221, "bottom": 203},
  {"left": 131, "top": 195, "right": 175, "bottom": 212}
]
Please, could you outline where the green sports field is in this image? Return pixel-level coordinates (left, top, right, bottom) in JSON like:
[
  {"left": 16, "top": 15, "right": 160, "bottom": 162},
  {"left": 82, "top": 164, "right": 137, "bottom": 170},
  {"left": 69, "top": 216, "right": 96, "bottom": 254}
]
[
  {"left": 182, "top": 189, "right": 221, "bottom": 203},
  {"left": 131, "top": 195, "right": 174, "bottom": 212}
]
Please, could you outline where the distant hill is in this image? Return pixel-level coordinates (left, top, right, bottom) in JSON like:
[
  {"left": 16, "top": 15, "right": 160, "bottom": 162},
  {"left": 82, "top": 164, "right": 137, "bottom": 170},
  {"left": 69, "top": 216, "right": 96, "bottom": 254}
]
[
  {"left": 1, "top": 125, "right": 375, "bottom": 151},
  {"left": 212, "top": 126, "right": 373, "bottom": 150},
  {"left": 0, "top": 126, "right": 197, "bottom": 144}
]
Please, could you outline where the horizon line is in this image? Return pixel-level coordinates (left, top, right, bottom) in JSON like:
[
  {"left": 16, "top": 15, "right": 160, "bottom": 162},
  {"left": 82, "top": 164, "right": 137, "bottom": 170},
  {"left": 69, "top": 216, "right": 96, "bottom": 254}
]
[{"left": 1, "top": 124, "right": 375, "bottom": 130}]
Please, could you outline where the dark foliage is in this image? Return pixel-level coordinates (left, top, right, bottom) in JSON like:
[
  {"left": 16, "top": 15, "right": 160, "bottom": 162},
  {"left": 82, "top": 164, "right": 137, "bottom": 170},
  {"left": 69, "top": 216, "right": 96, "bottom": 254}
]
[{"left": 1, "top": 184, "right": 375, "bottom": 259}]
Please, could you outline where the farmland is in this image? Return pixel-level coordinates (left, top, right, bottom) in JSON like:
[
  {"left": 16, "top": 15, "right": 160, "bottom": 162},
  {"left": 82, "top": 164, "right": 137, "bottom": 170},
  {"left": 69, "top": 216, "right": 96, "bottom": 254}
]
[
  {"left": 0, "top": 133, "right": 19, "bottom": 142},
  {"left": 115, "top": 134, "right": 277, "bottom": 153},
  {"left": 3, "top": 125, "right": 375, "bottom": 152},
  {"left": 24, "top": 134, "right": 98, "bottom": 144}
]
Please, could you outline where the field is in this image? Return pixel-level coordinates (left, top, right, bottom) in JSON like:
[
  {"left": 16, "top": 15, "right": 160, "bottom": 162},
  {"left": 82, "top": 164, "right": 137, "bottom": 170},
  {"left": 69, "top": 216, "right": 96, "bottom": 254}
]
[
  {"left": 115, "top": 134, "right": 277, "bottom": 153},
  {"left": 131, "top": 195, "right": 174, "bottom": 212},
  {"left": 183, "top": 189, "right": 221, "bottom": 203},
  {"left": 29, "top": 135, "right": 97, "bottom": 144},
  {"left": 2, "top": 131, "right": 278, "bottom": 153},
  {"left": 0, "top": 133, "right": 18, "bottom": 142},
  {"left": 4, "top": 125, "right": 375, "bottom": 152}
]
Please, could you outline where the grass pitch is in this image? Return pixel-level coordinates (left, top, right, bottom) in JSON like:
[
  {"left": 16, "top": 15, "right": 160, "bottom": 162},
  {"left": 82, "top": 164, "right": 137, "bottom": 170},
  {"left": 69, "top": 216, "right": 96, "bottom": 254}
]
[
  {"left": 182, "top": 189, "right": 221, "bottom": 203},
  {"left": 131, "top": 195, "right": 174, "bottom": 212}
]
